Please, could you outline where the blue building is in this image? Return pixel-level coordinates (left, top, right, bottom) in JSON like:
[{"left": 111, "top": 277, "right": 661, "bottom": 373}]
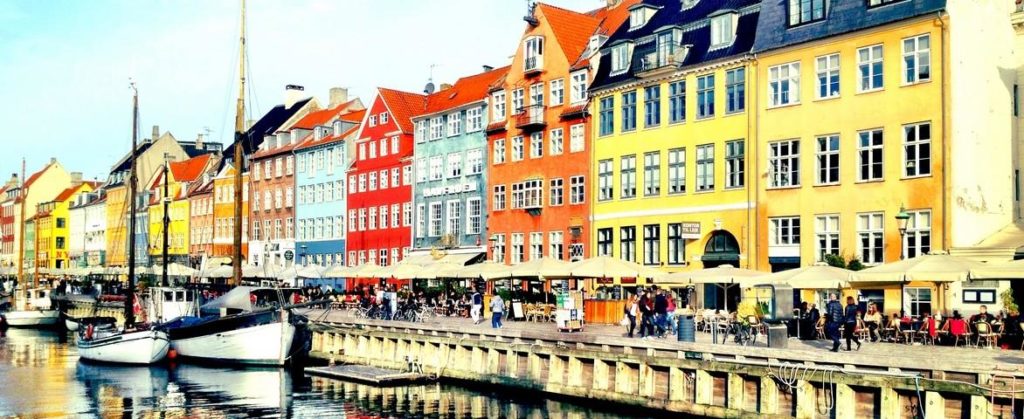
[
  {"left": 408, "top": 65, "right": 509, "bottom": 263},
  {"left": 294, "top": 98, "right": 365, "bottom": 266}
]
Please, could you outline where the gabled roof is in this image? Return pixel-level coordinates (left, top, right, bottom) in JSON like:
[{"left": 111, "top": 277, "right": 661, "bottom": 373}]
[
  {"left": 570, "top": 0, "right": 641, "bottom": 68},
  {"left": 591, "top": 0, "right": 761, "bottom": 91},
  {"left": 25, "top": 161, "right": 56, "bottom": 189},
  {"left": 752, "top": 0, "right": 944, "bottom": 53},
  {"left": 53, "top": 181, "right": 100, "bottom": 203},
  {"left": 230, "top": 97, "right": 314, "bottom": 156},
  {"left": 416, "top": 66, "right": 511, "bottom": 118},
  {"left": 295, "top": 120, "right": 362, "bottom": 152},
  {"left": 169, "top": 154, "right": 214, "bottom": 183},
  {"left": 537, "top": 3, "right": 602, "bottom": 65},
  {"left": 251, "top": 132, "right": 308, "bottom": 160},
  {"left": 291, "top": 99, "right": 361, "bottom": 130},
  {"left": 376, "top": 88, "right": 425, "bottom": 134}
]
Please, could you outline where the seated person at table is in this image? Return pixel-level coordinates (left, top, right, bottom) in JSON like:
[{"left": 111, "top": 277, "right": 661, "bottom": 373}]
[
  {"left": 971, "top": 305, "right": 995, "bottom": 324},
  {"left": 918, "top": 312, "right": 937, "bottom": 341},
  {"left": 1002, "top": 310, "right": 1023, "bottom": 347},
  {"left": 863, "top": 303, "right": 882, "bottom": 342}
]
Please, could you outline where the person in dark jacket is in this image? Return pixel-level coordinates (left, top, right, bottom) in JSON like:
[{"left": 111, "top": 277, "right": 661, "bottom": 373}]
[
  {"left": 825, "top": 293, "right": 844, "bottom": 352},
  {"left": 638, "top": 289, "right": 654, "bottom": 338},
  {"left": 653, "top": 288, "right": 669, "bottom": 338},
  {"left": 843, "top": 296, "right": 861, "bottom": 351}
]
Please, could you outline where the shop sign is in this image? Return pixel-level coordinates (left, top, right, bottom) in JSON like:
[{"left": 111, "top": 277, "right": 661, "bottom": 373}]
[
  {"left": 681, "top": 222, "right": 701, "bottom": 239},
  {"left": 423, "top": 182, "right": 477, "bottom": 198}
]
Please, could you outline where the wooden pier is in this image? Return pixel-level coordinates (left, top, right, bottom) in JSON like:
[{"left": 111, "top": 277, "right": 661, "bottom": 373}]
[{"left": 305, "top": 365, "right": 426, "bottom": 385}]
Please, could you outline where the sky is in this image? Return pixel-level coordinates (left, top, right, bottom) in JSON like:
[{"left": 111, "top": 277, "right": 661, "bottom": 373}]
[{"left": 0, "top": 0, "right": 600, "bottom": 182}]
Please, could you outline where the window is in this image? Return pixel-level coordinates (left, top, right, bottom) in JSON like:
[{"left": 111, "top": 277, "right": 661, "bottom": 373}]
[
  {"left": 429, "top": 202, "right": 442, "bottom": 237},
  {"left": 697, "top": 75, "right": 715, "bottom": 118},
  {"left": 620, "top": 226, "right": 636, "bottom": 262},
  {"left": 770, "top": 217, "right": 801, "bottom": 246},
  {"left": 858, "top": 129, "right": 884, "bottom": 181},
  {"left": 357, "top": 208, "right": 366, "bottom": 231},
  {"left": 643, "top": 224, "right": 660, "bottom": 265},
  {"left": 263, "top": 160, "right": 271, "bottom": 179},
  {"left": 710, "top": 13, "right": 735, "bottom": 47},
  {"left": 620, "top": 155, "right": 637, "bottom": 198},
  {"left": 905, "top": 287, "right": 932, "bottom": 317},
  {"left": 369, "top": 115, "right": 377, "bottom": 127},
  {"left": 275, "top": 158, "right": 283, "bottom": 177},
  {"left": 629, "top": 6, "right": 651, "bottom": 29},
  {"left": 348, "top": 210, "right": 356, "bottom": 232},
  {"left": 643, "top": 152, "right": 660, "bottom": 196},
  {"left": 467, "top": 198, "right": 482, "bottom": 234},
  {"left": 512, "top": 89, "right": 524, "bottom": 114},
  {"left": 549, "top": 231, "right": 564, "bottom": 260},
  {"left": 644, "top": 86, "right": 660, "bottom": 127},
  {"left": 696, "top": 144, "right": 714, "bottom": 191},
  {"left": 368, "top": 173, "right": 376, "bottom": 191},
  {"left": 599, "top": 97, "right": 614, "bottom": 136},
  {"left": 380, "top": 170, "right": 389, "bottom": 189},
  {"left": 963, "top": 289, "right": 997, "bottom": 304},
  {"left": 529, "top": 232, "right": 543, "bottom": 261},
  {"left": 368, "top": 207, "right": 376, "bottom": 230},
  {"left": 512, "top": 179, "right": 543, "bottom": 208},
  {"left": 549, "top": 128, "right": 563, "bottom": 155},
  {"left": 815, "top": 215, "right": 839, "bottom": 262},
  {"left": 349, "top": 175, "right": 357, "bottom": 193},
  {"left": 902, "top": 34, "right": 933, "bottom": 85},
  {"left": 723, "top": 140, "right": 745, "bottom": 188},
  {"left": 392, "top": 136, "right": 399, "bottom": 155},
  {"left": 550, "top": 79, "right": 564, "bottom": 106},
  {"left": 904, "top": 122, "right": 931, "bottom": 177},
  {"left": 524, "top": 36, "right": 544, "bottom": 72},
  {"left": 549, "top": 178, "right": 563, "bottom": 206},
  {"left": 512, "top": 136, "right": 524, "bottom": 161},
  {"left": 530, "top": 133, "right": 543, "bottom": 159},
  {"left": 403, "top": 203, "right": 412, "bottom": 227},
  {"left": 447, "top": 153, "right": 462, "bottom": 178},
  {"left": 447, "top": 113, "right": 462, "bottom": 137},
  {"left": 416, "top": 204, "right": 426, "bottom": 237},
  {"left": 597, "top": 228, "right": 613, "bottom": 256},
  {"left": 492, "top": 91, "right": 506, "bottom": 121},
  {"left": 611, "top": 43, "right": 631, "bottom": 73},
  {"left": 667, "top": 223, "right": 685, "bottom": 265},
  {"left": 529, "top": 83, "right": 544, "bottom": 107},
  {"left": 571, "top": 176, "right": 585, "bottom": 204},
  {"left": 816, "top": 135, "right": 840, "bottom": 185},
  {"left": 392, "top": 168, "right": 401, "bottom": 188},
  {"left": 668, "top": 148, "right": 686, "bottom": 194},
  {"left": 788, "top": 0, "right": 825, "bottom": 26},
  {"left": 380, "top": 205, "right": 388, "bottom": 230},
  {"left": 467, "top": 149, "right": 483, "bottom": 174},
  {"left": 492, "top": 234, "right": 506, "bottom": 264},
  {"left": 598, "top": 159, "right": 614, "bottom": 201},
  {"left": 285, "top": 187, "right": 293, "bottom": 207},
  {"left": 816, "top": 54, "right": 840, "bottom": 99},
  {"left": 430, "top": 117, "right": 444, "bottom": 140},
  {"left": 570, "top": 124, "right": 585, "bottom": 153},
  {"left": 429, "top": 156, "right": 443, "bottom": 181},
  {"left": 904, "top": 210, "right": 931, "bottom": 259},
  {"left": 253, "top": 221, "right": 261, "bottom": 241},
  {"left": 274, "top": 188, "right": 282, "bottom": 209},
  {"left": 379, "top": 139, "right": 387, "bottom": 158},
  {"left": 368, "top": 143, "right": 376, "bottom": 159},
  {"left": 494, "top": 139, "right": 506, "bottom": 164},
  {"left": 493, "top": 185, "right": 506, "bottom": 210},
  {"left": 392, "top": 204, "right": 400, "bottom": 228},
  {"left": 857, "top": 212, "right": 884, "bottom": 264},
  {"left": 768, "top": 62, "right": 800, "bottom": 107},
  {"left": 621, "top": 91, "right": 637, "bottom": 132},
  {"left": 285, "top": 156, "right": 294, "bottom": 176},
  {"left": 769, "top": 140, "right": 800, "bottom": 188},
  {"left": 725, "top": 68, "right": 745, "bottom": 113},
  {"left": 466, "top": 107, "right": 483, "bottom": 132},
  {"left": 570, "top": 71, "right": 588, "bottom": 104},
  {"left": 858, "top": 45, "right": 884, "bottom": 92},
  {"left": 416, "top": 120, "right": 427, "bottom": 143},
  {"left": 511, "top": 233, "right": 525, "bottom": 264},
  {"left": 446, "top": 200, "right": 461, "bottom": 236},
  {"left": 416, "top": 159, "right": 427, "bottom": 183},
  {"left": 669, "top": 81, "right": 686, "bottom": 123}
]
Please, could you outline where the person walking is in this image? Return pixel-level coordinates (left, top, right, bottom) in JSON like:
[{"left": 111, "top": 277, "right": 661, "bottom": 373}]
[
  {"left": 624, "top": 293, "right": 638, "bottom": 338},
  {"left": 638, "top": 289, "right": 654, "bottom": 338},
  {"left": 843, "top": 296, "right": 861, "bottom": 351},
  {"left": 471, "top": 287, "right": 483, "bottom": 324},
  {"left": 489, "top": 291, "right": 504, "bottom": 329},
  {"left": 654, "top": 288, "right": 668, "bottom": 338},
  {"left": 825, "top": 293, "right": 844, "bottom": 352}
]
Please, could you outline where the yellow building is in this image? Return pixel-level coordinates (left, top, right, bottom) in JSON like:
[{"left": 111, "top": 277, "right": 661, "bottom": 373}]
[
  {"left": 34, "top": 181, "right": 98, "bottom": 269},
  {"left": 147, "top": 154, "right": 217, "bottom": 265},
  {"left": 588, "top": 2, "right": 759, "bottom": 306},
  {"left": 751, "top": 0, "right": 1017, "bottom": 314}
]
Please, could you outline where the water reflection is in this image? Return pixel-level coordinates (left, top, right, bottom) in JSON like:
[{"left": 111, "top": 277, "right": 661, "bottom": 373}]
[{"left": 0, "top": 329, "right": 656, "bottom": 418}]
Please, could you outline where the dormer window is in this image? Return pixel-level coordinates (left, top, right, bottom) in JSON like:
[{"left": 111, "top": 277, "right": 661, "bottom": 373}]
[
  {"left": 524, "top": 36, "right": 544, "bottom": 73},
  {"left": 333, "top": 120, "right": 342, "bottom": 136},
  {"left": 610, "top": 42, "right": 633, "bottom": 74},
  {"left": 589, "top": 35, "right": 608, "bottom": 55},
  {"left": 629, "top": 5, "right": 658, "bottom": 30},
  {"left": 681, "top": 0, "right": 699, "bottom": 10},
  {"left": 789, "top": 0, "right": 825, "bottom": 26},
  {"left": 709, "top": 12, "right": 737, "bottom": 49}
]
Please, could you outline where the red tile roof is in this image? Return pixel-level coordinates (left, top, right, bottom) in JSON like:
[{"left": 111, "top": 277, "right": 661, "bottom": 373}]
[
  {"left": 376, "top": 88, "right": 425, "bottom": 134},
  {"left": 24, "top": 161, "right": 56, "bottom": 189},
  {"left": 291, "top": 99, "right": 361, "bottom": 130},
  {"left": 570, "top": 0, "right": 639, "bottom": 67},
  {"left": 53, "top": 185, "right": 84, "bottom": 203},
  {"left": 418, "top": 66, "right": 511, "bottom": 117},
  {"left": 537, "top": 3, "right": 601, "bottom": 68},
  {"left": 339, "top": 109, "right": 366, "bottom": 123},
  {"left": 169, "top": 154, "right": 213, "bottom": 183},
  {"left": 251, "top": 132, "right": 308, "bottom": 160},
  {"left": 295, "top": 122, "right": 362, "bottom": 152}
]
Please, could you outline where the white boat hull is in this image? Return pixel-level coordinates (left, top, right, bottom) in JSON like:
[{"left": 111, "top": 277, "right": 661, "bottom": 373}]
[
  {"left": 5, "top": 310, "right": 60, "bottom": 327},
  {"left": 77, "top": 330, "right": 170, "bottom": 364},
  {"left": 171, "top": 320, "right": 296, "bottom": 366},
  {"left": 66, "top": 318, "right": 80, "bottom": 331}
]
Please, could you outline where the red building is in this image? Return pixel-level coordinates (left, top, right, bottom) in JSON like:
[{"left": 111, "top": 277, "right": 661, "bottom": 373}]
[{"left": 346, "top": 88, "right": 420, "bottom": 269}]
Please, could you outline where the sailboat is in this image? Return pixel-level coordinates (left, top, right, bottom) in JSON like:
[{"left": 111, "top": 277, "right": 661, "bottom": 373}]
[
  {"left": 75, "top": 82, "right": 170, "bottom": 364},
  {"left": 4, "top": 160, "right": 60, "bottom": 328},
  {"left": 156, "top": 0, "right": 307, "bottom": 366}
]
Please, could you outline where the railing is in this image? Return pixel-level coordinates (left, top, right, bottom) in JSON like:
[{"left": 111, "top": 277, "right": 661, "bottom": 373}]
[
  {"left": 514, "top": 104, "right": 546, "bottom": 130},
  {"left": 524, "top": 55, "right": 542, "bottom": 74},
  {"left": 639, "top": 51, "right": 682, "bottom": 72}
]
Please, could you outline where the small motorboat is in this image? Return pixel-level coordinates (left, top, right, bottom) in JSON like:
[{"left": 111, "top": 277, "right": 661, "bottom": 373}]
[
  {"left": 5, "top": 288, "right": 59, "bottom": 328},
  {"left": 76, "top": 317, "right": 170, "bottom": 364}
]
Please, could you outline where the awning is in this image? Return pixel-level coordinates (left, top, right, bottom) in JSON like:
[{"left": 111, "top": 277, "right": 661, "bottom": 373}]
[
  {"left": 402, "top": 251, "right": 484, "bottom": 267},
  {"left": 950, "top": 221, "right": 1024, "bottom": 263}
]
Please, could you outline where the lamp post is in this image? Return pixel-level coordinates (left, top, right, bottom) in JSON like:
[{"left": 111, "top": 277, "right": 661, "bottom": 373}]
[{"left": 895, "top": 205, "right": 910, "bottom": 260}]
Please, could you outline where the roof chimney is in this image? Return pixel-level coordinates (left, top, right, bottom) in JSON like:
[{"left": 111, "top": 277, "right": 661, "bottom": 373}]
[
  {"left": 151, "top": 125, "right": 160, "bottom": 142},
  {"left": 70, "top": 172, "right": 83, "bottom": 185},
  {"left": 439, "top": 83, "right": 453, "bottom": 92},
  {"left": 6, "top": 173, "right": 17, "bottom": 189},
  {"left": 607, "top": 0, "right": 622, "bottom": 8},
  {"left": 285, "top": 85, "right": 305, "bottom": 109},
  {"left": 50, "top": 157, "right": 57, "bottom": 166},
  {"left": 482, "top": 65, "right": 494, "bottom": 72},
  {"left": 195, "top": 133, "right": 204, "bottom": 149},
  {"left": 329, "top": 87, "right": 349, "bottom": 108}
]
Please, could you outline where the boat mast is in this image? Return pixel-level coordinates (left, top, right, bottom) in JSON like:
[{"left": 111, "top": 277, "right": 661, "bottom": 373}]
[
  {"left": 16, "top": 158, "right": 25, "bottom": 296},
  {"left": 231, "top": 0, "right": 247, "bottom": 287},
  {"left": 162, "top": 153, "right": 170, "bottom": 287},
  {"left": 126, "top": 82, "right": 139, "bottom": 327}
]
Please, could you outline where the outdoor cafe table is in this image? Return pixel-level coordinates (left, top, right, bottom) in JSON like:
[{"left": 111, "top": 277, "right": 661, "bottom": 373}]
[{"left": 584, "top": 299, "right": 627, "bottom": 325}]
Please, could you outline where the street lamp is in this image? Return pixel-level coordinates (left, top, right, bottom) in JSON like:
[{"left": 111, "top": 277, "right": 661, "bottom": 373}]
[{"left": 895, "top": 205, "right": 911, "bottom": 260}]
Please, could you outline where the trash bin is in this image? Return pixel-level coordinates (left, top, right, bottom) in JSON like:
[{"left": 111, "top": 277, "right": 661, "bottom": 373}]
[
  {"left": 677, "top": 315, "right": 695, "bottom": 342},
  {"left": 766, "top": 323, "right": 788, "bottom": 349}
]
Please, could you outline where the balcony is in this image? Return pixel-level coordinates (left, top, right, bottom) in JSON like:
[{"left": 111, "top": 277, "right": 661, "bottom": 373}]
[
  {"left": 524, "top": 55, "right": 543, "bottom": 76},
  {"left": 514, "top": 104, "right": 546, "bottom": 132},
  {"left": 636, "top": 49, "right": 687, "bottom": 78}
]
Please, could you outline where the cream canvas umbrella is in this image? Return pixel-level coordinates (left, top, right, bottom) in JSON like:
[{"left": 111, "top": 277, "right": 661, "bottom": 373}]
[
  {"left": 348, "top": 262, "right": 381, "bottom": 278},
  {"left": 151, "top": 263, "right": 197, "bottom": 277},
  {"left": 323, "top": 264, "right": 356, "bottom": 278},
  {"left": 374, "top": 260, "right": 425, "bottom": 280},
  {"left": 200, "top": 264, "right": 233, "bottom": 279},
  {"left": 297, "top": 264, "right": 327, "bottom": 279},
  {"left": 566, "top": 255, "right": 662, "bottom": 279},
  {"left": 738, "top": 263, "right": 851, "bottom": 289},
  {"left": 243, "top": 264, "right": 279, "bottom": 278},
  {"left": 851, "top": 252, "right": 984, "bottom": 283},
  {"left": 505, "top": 257, "right": 573, "bottom": 278},
  {"left": 452, "top": 261, "right": 513, "bottom": 280},
  {"left": 657, "top": 264, "right": 767, "bottom": 286},
  {"left": 969, "top": 259, "right": 1024, "bottom": 280},
  {"left": 417, "top": 261, "right": 463, "bottom": 279}
]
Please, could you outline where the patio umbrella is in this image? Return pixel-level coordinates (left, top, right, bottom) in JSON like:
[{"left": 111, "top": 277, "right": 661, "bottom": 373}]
[
  {"left": 969, "top": 259, "right": 1024, "bottom": 280},
  {"left": 738, "top": 263, "right": 851, "bottom": 289},
  {"left": 851, "top": 252, "right": 984, "bottom": 283},
  {"left": 275, "top": 265, "right": 301, "bottom": 283},
  {"left": 348, "top": 262, "right": 381, "bottom": 278},
  {"left": 452, "top": 261, "right": 512, "bottom": 280},
  {"left": 297, "top": 264, "right": 327, "bottom": 279},
  {"left": 151, "top": 263, "right": 197, "bottom": 277},
  {"left": 505, "top": 257, "right": 573, "bottom": 278},
  {"left": 200, "top": 264, "right": 233, "bottom": 279},
  {"left": 657, "top": 264, "right": 767, "bottom": 286},
  {"left": 566, "top": 255, "right": 662, "bottom": 279},
  {"left": 244, "top": 264, "right": 280, "bottom": 279},
  {"left": 323, "top": 264, "right": 355, "bottom": 278},
  {"left": 373, "top": 261, "right": 424, "bottom": 280},
  {"left": 418, "top": 261, "right": 463, "bottom": 279}
]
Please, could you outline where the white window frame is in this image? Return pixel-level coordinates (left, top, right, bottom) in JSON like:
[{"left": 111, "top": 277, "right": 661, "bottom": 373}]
[
  {"left": 903, "top": 122, "right": 931, "bottom": 178},
  {"left": 904, "top": 209, "right": 932, "bottom": 259},
  {"left": 857, "top": 212, "right": 884, "bottom": 265},
  {"left": 857, "top": 129, "right": 884, "bottom": 182},
  {"left": 815, "top": 214, "right": 839, "bottom": 262},
  {"left": 815, "top": 53, "right": 840, "bottom": 99},
  {"left": 570, "top": 124, "right": 585, "bottom": 153},
  {"left": 857, "top": 45, "right": 884, "bottom": 93},
  {"left": 815, "top": 134, "right": 840, "bottom": 185},
  {"left": 550, "top": 78, "right": 565, "bottom": 106},
  {"left": 769, "top": 216, "right": 801, "bottom": 246},
  {"left": 447, "top": 112, "right": 462, "bottom": 137},
  {"left": 529, "top": 133, "right": 543, "bottom": 159},
  {"left": 902, "top": 34, "right": 931, "bottom": 85},
  {"left": 494, "top": 139, "right": 506, "bottom": 164},
  {"left": 467, "top": 197, "right": 482, "bottom": 235},
  {"left": 769, "top": 139, "right": 800, "bottom": 188},
  {"left": 768, "top": 62, "right": 801, "bottom": 107},
  {"left": 466, "top": 107, "right": 483, "bottom": 132}
]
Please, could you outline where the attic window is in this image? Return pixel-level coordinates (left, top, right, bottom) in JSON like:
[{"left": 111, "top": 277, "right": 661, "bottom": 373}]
[
  {"left": 610, "top": 43, "right": 633, "bottom": 74},
  {"left": 789, "top": 0, "right": 826, "bottom": 26},
  {"left": 681, "top": 0, "right": 699, "bottom": 10},
  {"left": 709, "top": 12, "right": 737, "bottom": 49},
  {"left": 629, "top": 5, "right": 658, "bottom": 30}
]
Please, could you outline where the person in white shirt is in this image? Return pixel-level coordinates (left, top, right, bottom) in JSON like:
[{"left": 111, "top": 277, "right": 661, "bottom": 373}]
[{"left": 489, "top": 291, "right": 504, "bottom": 329}]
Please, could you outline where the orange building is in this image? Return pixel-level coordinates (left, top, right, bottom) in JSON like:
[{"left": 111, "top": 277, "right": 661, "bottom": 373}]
[
  {"left": 486, "top": 1, "right": 635, "bottom": 265},
  {"left": 187, "top": 177, "right": 214, "bottom": 265},
  {"left": 212, "top": 164, "right": 248, "bottom": 263}
]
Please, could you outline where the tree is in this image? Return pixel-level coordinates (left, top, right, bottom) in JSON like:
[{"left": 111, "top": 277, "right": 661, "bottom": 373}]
[{"left": 822, "top": 253, "right": 865, "bottom": 271}]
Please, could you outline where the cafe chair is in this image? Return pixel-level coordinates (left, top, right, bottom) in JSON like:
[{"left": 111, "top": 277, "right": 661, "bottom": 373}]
[
  {"left": 976, "top": 322, "right": 998, "bottom": 349},
  {"left": 815, "top": 317, "right": 826, "bottom": 340},
  {"left": 856, "top": 319, "right": 870, "bottom": 342}
]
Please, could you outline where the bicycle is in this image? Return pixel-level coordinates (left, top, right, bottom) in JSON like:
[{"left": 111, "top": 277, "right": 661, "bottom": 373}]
[{"left": 722, "top": 321, "right": 757, "bottom": 346}]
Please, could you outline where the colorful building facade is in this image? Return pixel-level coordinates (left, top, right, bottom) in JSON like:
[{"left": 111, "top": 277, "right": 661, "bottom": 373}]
[
  {"left": 35, "top": 180, "right": 98, "bottom": 269},
  {"left": 68, "top": 190, "right": 106, "bottom": 268},
  {"left": 249, "top": 125, "right": 303, "bottom": 268},
  {"left": 147, "top": 154, "right": 217, "bottom": 266},
  {"left": 212, "top": 164, "right": 249, "bottom": 263},
  {"left": 187, "top": 177, "right": 214, "bottom": 266},
  {"left": 1, "top": 159, "right": 72, "bottom": 270}
]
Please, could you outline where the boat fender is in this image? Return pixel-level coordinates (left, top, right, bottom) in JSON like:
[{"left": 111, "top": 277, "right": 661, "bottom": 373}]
[{"left": 84, "top": 324, "right": 94, "bottom": 341}]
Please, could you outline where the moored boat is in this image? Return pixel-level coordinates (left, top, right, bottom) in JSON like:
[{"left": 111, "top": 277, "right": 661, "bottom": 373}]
[
  {"left": 76, "top": 318, "right": 170, "bottom": 364},
  {"left": 5, "top": 288, "right": 59, "bottom": 328}
]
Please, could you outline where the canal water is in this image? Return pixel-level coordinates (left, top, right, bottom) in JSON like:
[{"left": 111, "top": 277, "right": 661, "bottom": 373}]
[{"left": 0, "top": 328, "right": 668, "bottom": 418}]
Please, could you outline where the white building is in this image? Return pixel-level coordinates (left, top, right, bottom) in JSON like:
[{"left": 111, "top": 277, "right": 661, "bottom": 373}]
[{"left": 68, "top": 191, "right": 107, "bottom": 268}]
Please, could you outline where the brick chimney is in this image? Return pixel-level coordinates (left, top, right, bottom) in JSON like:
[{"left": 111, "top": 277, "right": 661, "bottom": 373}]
[
  {"left": 439, "top": 83, "right": 453, "bottom": 91},
  {"left": 195, "top": 133, "right": 204, "bottom": 149},
  {"left": 285, "top": 85, "right": 305, "bottom": 109},
  {"left": 329, "top": 87, "right": 349, "bottom": 108},
  {"left": 5, "top": 173, "right": 17, "bottom": 189},
  {"left": 151, "top": 125, "right": 160, "bottom": 142},
  {"left": 70, "top": 172, "right": 83, "bottom": 185},
  {"left": 482, "top": 65, "right": 494, "bottom": 72}
]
